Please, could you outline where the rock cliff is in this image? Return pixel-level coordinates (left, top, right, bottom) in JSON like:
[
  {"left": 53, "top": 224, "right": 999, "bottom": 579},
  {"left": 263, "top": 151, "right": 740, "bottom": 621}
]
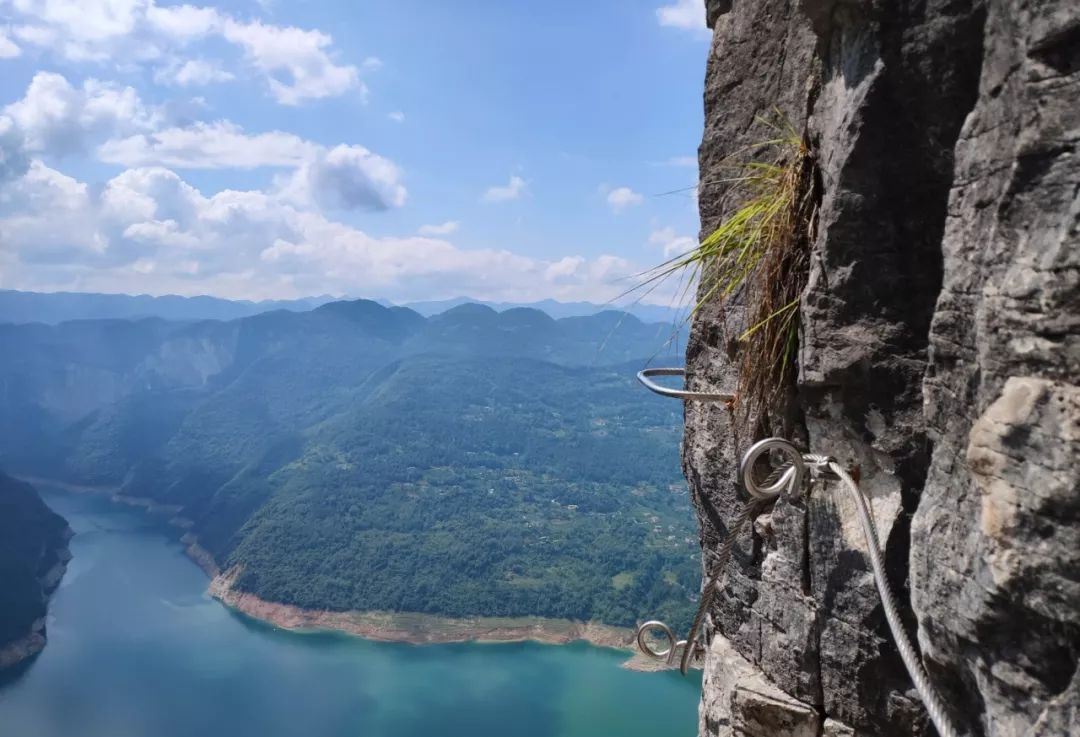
[
  {"left": 684, "top": 1, "right": 1078, "bottom": 735},
  {"left": 0, "top": 473, "right": 72, "bottom": 670}
]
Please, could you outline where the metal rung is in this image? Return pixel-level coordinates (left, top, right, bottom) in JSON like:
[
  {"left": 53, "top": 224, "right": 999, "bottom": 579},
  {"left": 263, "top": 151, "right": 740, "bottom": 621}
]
[{"left": 636, "top": 367, "right": 735, "bottom": 403}]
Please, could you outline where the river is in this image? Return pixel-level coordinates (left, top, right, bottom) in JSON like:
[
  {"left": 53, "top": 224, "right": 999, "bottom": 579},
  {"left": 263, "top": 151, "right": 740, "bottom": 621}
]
[{"left": 0, "top": 490, "right": 700, "bottom": 737}]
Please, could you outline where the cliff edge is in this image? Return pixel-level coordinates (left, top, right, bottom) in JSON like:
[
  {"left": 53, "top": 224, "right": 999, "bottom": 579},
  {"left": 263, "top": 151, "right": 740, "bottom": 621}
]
[{"left": 684, "top": 1, "right": 1078, "bottom": 735}]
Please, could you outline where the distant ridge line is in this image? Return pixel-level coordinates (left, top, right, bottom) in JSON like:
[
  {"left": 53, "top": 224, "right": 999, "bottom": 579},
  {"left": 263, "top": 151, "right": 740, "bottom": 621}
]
[{"left": 0, "top": 289, "right": 684, "bottom": 326}]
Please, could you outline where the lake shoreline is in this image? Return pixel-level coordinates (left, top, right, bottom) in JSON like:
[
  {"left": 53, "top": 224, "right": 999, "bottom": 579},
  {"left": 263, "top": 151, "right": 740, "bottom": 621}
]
[
  {"left": 0, "top": 533, "right": 72, "bottom": 672},
  {"left": 23, "top": 476, "right": 662, "bottom": 669},
  {"left": 206, "top": 564, "right": 637, "bottom": 651}
]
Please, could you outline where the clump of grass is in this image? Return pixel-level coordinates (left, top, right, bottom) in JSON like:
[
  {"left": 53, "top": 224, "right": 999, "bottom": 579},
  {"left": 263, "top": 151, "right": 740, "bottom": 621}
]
[{"left": 639, "top": 114, "right": 818, "bottom": 436}]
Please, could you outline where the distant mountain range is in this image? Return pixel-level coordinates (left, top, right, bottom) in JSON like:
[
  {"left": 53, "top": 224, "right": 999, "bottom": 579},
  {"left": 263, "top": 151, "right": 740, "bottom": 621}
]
[
  {"left": 0, "top": 289, "right": 686, "bottom": 326},
  {"left": 0, "top": 299, "right": 695, "bottom": 630},
  {"left": 400, "top": 296, "right": 685, "bottom": 325},
  {"left": 0, "top": 290, "right": 337, "bottom": 325}
]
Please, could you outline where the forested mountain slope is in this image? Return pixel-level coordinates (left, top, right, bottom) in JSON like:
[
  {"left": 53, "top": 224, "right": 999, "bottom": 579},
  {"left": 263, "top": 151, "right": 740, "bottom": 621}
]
[
  {"left": 0, "top": 474, "right": 71, "bottom": 670},
  {"left": 0, "top": 300, "right": 696, "bottom": 629}
]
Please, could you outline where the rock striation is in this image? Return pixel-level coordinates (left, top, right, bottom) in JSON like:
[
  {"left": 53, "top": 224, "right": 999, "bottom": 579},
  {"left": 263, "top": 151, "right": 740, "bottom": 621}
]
[{"left": 684, "top": 1, "right": 1078, "bottom": 734}]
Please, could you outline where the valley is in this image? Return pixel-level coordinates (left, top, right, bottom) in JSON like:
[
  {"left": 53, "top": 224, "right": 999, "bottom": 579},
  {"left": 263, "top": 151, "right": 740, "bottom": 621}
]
[
  {"left": 0, "top": 489, "right": 701, "bottom": 737},
  {"left": 0, "top": 300, "right": 698, "bottom": 635}
]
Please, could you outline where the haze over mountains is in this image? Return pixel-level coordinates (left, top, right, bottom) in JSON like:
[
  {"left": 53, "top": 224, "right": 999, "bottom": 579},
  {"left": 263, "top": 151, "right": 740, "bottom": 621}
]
[
  {"left": 0, "top": 290, "right": 685, "bottom": 327},
  {"left": 0, "top": 298, "right": 696, "bottom": 630}
]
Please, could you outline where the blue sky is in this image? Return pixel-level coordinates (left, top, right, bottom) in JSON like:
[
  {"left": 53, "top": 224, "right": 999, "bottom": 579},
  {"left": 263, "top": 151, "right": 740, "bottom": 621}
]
[{"left": 0, "top": 0, "right": 709, "bottom": 304}]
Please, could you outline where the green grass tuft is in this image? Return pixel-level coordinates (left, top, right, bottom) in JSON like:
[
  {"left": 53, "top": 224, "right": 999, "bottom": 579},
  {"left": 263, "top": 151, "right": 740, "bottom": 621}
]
[{"left": 638, "top": 113, "right": 819, "bottom": 436}]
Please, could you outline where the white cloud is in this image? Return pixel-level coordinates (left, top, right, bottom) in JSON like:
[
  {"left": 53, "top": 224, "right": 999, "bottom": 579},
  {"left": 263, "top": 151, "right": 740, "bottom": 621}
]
[
  {"left": 4, "top": 72, "right": 158, "bottom": 157},
  {"left": 5, "top": 1, "right": 368, "bottom": 105},
  {"left": 544, "top": 255, "right": 584, "bottom": 282},
  {"left": 144, "top": 3, "right": 221, "bottom": 40},
  {"left": 0, "top": 30, "right": 21, "bottom": 58},
  {"left": 606, "top": 186, "right": 644, "bottom": 211},
  {"left": 656, "top": 0, "right": 708, "bottom": 34},
  {"left": 155, "top": 59, "right": 234, "bottom": 86},
  {"left": 12, "top": 25, "right": 59, "bottom": 47},
  {"left": 0, "top": 161, "right": 673, "bottom": 304},
  {"left": 99, "top": 167, "right": 204, "bottom": 232},
  {"left": 418, "top": 221, "right": 459, "bottom": 236},
  {"left": 279, "top": 144, "right": 406, "bottom": 211},
  {"left": 649, "top": 226, "right": 696, "bottom": 258},
  {"left": 0, "top": 160, "right": 103, "bottom": 258},
  {"left": 221, "top": 19, "right": 360, "bottom": 105},
  {"left": 0, "top": 116, "right": 30, "bottom": 182},
  {"left": 98, "top": 120, "right": 318, "bottom": 168},
  {"left": 0, "top": 159, "right": 89, "bottom": 214},
  {"left": 1, "top": 72, "right": 406, "bottom": 209},
  {"left": 482, "top": 175, "right": 526, "bottom": 203},
  {"left": 11, "top": 0, "right": 145, "bottom": 45},
  {"left": 123, "top": 218, "right": 201, "bottom": 249},
  {"left": 387, "top": 111, "right": 405, "bottom": 123}
]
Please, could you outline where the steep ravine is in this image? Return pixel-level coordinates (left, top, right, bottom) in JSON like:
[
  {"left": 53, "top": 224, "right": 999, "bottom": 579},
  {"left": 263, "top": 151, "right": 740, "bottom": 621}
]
[{"left": 684, "top": 1, "right": 1078, "bottom": 735}]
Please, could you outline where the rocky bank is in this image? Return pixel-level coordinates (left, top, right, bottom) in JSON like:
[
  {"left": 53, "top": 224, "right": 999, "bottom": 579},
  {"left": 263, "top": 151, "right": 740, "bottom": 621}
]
[
  {"left": 206, "top": 565, "right": 635, "bottom": 651},
  {"left": 0, "top": 474, "right": 72, "bottom": 671},
  {"left": 682, "top": 1, "right": 1078, "bottom": 735}
]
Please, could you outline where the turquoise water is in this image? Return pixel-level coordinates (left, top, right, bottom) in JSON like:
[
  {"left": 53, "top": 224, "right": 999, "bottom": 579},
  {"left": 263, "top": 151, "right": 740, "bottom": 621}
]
[{"left": 0, "top": 491, "right": 700, "bottom": 737}]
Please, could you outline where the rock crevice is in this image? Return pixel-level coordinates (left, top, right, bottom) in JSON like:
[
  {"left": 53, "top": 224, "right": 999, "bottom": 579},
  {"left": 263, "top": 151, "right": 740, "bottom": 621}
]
[{"left": 685, "top": 1, "right": 1078, "bottom": 735}]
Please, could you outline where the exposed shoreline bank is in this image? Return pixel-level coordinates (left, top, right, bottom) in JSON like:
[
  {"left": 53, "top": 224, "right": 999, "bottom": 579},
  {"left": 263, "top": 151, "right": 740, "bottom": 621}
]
[
  {"left": 0, "top": 530, "right": 73, "bottom": 671},
  {"left": 21, "top": 476, "right": 664, "bottom": 669},
  {"left": 208, "top": 566, "right": 636, "bottom": 651}
]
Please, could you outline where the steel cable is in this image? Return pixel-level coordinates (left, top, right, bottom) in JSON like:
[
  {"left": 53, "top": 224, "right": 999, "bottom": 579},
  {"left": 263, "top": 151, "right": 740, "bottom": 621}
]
[
  {"left": 828, "top": 461, "right": 961, "bottom": 737},
  {"left": 679, "top": 496, "right": 772, "bottom": 674}
]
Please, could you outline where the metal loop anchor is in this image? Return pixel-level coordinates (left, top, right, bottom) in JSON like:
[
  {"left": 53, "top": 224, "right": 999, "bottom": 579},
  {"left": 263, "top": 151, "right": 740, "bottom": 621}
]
[
  {"left": 739, "top": 437, "right": 806, "bottom": 500},
  {"left": 635, "top": 619, "right": 700, "bottom": 667},
  {"left": 636, "top": 368, "right": 735, "bottom": 403}
]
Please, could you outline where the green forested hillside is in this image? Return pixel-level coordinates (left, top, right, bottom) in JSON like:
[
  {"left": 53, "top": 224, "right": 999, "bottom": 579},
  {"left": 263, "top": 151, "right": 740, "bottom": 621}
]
[
  {"left": 0, "top": 301, "right": 697, "bottom": 629},
  {"left": 219, "top": 356, "right": 696, "bottom": 627}
]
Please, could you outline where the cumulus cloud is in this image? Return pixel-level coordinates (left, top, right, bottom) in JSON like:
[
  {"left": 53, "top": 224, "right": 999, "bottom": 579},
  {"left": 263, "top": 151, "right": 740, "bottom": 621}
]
[
  {"left": 144, "top": 3, "right": 221, "bottom": 39},
  {"left": 4, "top": 72, "right": 158, "bottom": 157},
  {"left": 0, "top": 161, "right": 662, "bottom": 304},
  {"left": 544, "top": 255, "right": 584, "bottom": 282},
  {"left": 98, "top": 120, "right": 319, "bottom": 168},
  {"left": 0, "top": 30, "right": 21, "bottom": 58},
  {"left": 0, "top": 116, "right": 30, "bottom": 183},
  {"left": 0, "top": 161, "right": 102, "bottom": 259},
  {"left": 418, "top": 221, "right": 459, "bottom": 236},
  {"left": 155, "top": 59, "right": 235, "bottom": 87},
  {"left": 279, "top": 144, "right": 407, "bottom": 211},
  {"left": 606, "top": 186, "right": 644, "bottom": 211},
  {"left": 5, "top": 1, "right": 368, "bottom": 105},
  {"left": 221, "top": 19, "right": 360, "bottom": 105},
  {"left": 482, "top": 175, "right": 526, "bottom": 203},
  {"left": 0, "top": 72, "right": 407, "bottom": 209},
  {"left": 649, "top": 226, "right": 696, "bottom": 258},
  {"left": 9, "top": 0, "right": 146, "bottom": 61},
  {"left": 99, "top": 167, "right": 204, "bottom": 227},
  {"left": 656, "top": 0, "right": 709, "bottom": 34},
  {"left": 387, "top": 111, "right": 405, "bottom": 123}
]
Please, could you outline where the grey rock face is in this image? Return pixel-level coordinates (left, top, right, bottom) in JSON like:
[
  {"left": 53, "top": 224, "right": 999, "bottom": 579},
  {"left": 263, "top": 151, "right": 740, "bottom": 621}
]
[
  {"left": 684, "top": 1, "right": 1078, "bottom": 735},
  {"left": 911, "top": 0, "right": 1080, "bottom": 732}
]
